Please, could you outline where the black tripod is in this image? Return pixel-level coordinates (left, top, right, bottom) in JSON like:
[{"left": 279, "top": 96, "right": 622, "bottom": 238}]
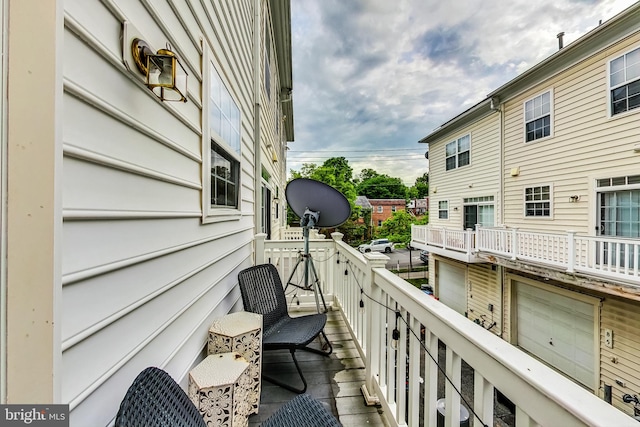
[{"left": 284, "top": 209, "right": 328, "bottom": 313}]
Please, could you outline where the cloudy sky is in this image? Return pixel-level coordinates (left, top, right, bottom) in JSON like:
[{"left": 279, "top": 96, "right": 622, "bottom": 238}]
[{"left": 287, "top": 0, "right": 638, "bottom": 185}]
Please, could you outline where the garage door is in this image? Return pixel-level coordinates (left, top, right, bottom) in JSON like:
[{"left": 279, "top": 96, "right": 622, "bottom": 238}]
[
  {"left": 438, "top": 262, "right": 467, "bottom": 316},
  {"left": 515, "top": 280, "right": 596, "bottom": 388}
]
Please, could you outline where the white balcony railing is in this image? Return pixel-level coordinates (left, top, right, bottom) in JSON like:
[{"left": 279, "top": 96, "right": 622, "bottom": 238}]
[
  {"left": 256, "top": 233, "right": 635, "bottom": 427},
  {"left": 412, "top": 225, "right": 640, "bottom": 284}
]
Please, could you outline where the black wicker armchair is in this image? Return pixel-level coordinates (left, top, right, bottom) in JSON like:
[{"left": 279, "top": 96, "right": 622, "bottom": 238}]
[
  {"left": 238, "top": 263, "right": 333, "bottom": 393},
  {"left": 115, "top": 366, "right": 341, "bottom": 427},
  {"left": 115, "top": 367, "right": 205, "bottom": 427}
]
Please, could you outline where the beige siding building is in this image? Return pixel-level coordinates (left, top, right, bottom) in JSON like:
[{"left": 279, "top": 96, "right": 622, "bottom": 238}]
[{"left": 413, "top": 3, "right": 640, "bottom": 417}]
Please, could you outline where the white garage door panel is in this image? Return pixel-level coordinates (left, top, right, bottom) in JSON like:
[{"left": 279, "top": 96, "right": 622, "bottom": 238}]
[
  {"left": 438, "top": 262, "right": 466, "bottom": 316},
  {"left": 516, "top": 281, "right": 595, "bottom": 388}
]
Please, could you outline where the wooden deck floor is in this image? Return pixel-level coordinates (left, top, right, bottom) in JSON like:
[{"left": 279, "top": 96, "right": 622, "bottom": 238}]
[{"left": 248, "top": 310, "right": 389, "bottom": 427}]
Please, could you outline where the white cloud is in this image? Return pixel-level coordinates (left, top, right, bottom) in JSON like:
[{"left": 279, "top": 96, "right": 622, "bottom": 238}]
[{"left": 289, "top": 0, "right": 638, "bottom": 185}]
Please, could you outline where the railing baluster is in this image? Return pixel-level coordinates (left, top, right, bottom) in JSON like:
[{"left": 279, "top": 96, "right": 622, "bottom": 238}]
[
  {"left": 423, "top": 329, "right": 438, "bottom": 427},
  {"left": 408, "top": 316, "right": 421, "bottom": 427},
  {"left": 445, "top": 346, "right": 461, "bottom": 427},
  {"left": 474, "top": 372, "right": 494, "bottom": 426}
]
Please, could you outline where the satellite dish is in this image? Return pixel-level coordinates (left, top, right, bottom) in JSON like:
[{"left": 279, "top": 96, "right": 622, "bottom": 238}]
[{"left": 286, "top": 178, "right": 351, "bottom": 227}]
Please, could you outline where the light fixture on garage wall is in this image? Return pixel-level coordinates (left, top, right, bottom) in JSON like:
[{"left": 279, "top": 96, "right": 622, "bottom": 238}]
[{"left": 131, "top": 38, "right": 188, "bottom": 102}]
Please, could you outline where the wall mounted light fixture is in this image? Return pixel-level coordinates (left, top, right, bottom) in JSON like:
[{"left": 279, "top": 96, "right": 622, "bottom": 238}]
[
  {"left": 569, "top": 195, "right": 580, "bottom": 203},
  {"left": 131, "top": 38, "right": 188, "bottom": 102}
]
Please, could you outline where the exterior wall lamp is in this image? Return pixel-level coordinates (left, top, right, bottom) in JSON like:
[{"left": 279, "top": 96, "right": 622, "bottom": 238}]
[{"left": 131, "top": 38, "right": 188, "bottom": 103}]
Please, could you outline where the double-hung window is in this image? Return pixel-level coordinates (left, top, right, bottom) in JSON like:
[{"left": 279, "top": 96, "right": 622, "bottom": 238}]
[
  {"left": 438, "top": 200, "right": 449, "bottom": 219},
  {"left": 524, "top": 91, "right": 552, "bottom": 142},
  {"left": 203, "top": 47, "right": 242, "bottom": 222},
  {"left": 524, "top": 185, "right": 552, "bottom": 218},
  {"left": 445, "top": 134, "right": 470, "bottom": 171},
  {"left": 609, "top": 46, "right": 640, "bottom": 116}
]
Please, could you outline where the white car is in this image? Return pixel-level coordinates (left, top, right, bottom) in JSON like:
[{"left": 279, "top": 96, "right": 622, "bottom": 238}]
[{"left": 358, "top": 238, "right": 394, "bottom": 253}]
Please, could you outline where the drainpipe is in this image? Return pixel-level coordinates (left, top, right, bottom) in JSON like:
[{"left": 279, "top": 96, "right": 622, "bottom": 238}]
[
  {"left": 493, "top": 97, "right": 506, "bottom": 338},
  {"left": 253, "top": 0, "right": 262, "bottom": 243}
]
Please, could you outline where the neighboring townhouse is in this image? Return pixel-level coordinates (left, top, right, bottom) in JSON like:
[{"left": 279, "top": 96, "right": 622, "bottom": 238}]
[
  {"left": 1, "top": 0, "right": 292, "bottom": 424},
  {"left": 369, "top": 198, "right": 407, "bottom": 227},
  {"left": 407, "top": 197, "right": 429, "bottom": 216},
  {"left": 413, "top": 3, "right": 640, "bottom": 416}
]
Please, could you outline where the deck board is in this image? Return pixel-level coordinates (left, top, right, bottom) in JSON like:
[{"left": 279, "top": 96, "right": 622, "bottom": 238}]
[{"left": 248, "top": 310, "right": 388, "bottom": 426}]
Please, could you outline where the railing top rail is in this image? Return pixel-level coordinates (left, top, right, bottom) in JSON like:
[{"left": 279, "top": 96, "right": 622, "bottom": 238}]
[{"left": 369, "top": 268, "right": 634, "bottom": 426}]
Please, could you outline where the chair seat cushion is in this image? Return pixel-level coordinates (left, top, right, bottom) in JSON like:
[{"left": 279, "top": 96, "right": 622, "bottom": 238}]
[{"left": 263, "top": 313, "right": 327, "bottom": 348}]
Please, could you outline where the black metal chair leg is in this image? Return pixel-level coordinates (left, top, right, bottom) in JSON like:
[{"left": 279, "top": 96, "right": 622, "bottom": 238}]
[
  {"left": 262, "top": 349, "right": 308, "bottom": 394},
  {"left": 301, "top": 331, "right": 333, "bottom": 356}
]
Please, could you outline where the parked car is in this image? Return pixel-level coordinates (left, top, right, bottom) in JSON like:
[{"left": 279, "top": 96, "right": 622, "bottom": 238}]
[
  {"left": 420, "top": 284, "right": 438, "bottom": 300},
  {"left": 358, "top": 238, "right": 394, "bottom": 253},
  {"left": 420, "top": 250, "right": 429, "bottom": 264}
]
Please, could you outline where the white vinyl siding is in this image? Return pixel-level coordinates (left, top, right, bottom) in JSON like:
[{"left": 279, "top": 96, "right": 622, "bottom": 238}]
[
  {"left": 437, "top": 261, "right": 467, "bottom": 316},
  {"left": 503, "top": 33, "right": 640, "bottom": 234},
  {"left": 467, "top": 264, "right": 501, "bottom": 336},
  {"left": 601, "top": 296, "right": 640, "bottom": 416},
  {"left": 60, "top": 0, "right": 269, "bottom": 424},
  {"left": 427, "top": 113, "right": 500, "bottom": 230},
  {"left": 515, "top": 280, "right": 597, "bottom": 389}
]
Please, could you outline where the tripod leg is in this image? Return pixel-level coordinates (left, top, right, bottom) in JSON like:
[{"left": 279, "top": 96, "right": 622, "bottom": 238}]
[
  {"left": 284, "top": 254, "right": 305, "bottom": 293},
  {"left": 307, "top": 255, "right": 328, "bottom": 313}
]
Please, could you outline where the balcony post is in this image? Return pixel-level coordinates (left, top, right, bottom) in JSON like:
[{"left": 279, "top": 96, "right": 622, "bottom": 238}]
[
  {"left": 361, "top": 252, "right": 388, "bottom": 406},
  {"left": 567, "top": 230, "right": 576, "bottom": 273},
  {"left": 255, "top": 233, "right": 267, "bottom": 265},
  {"left": 511, "top": 228, "right": 518, "bottom": 260},
  {"left": 465, "top": 228, "right": 473, "bottom": 257}
]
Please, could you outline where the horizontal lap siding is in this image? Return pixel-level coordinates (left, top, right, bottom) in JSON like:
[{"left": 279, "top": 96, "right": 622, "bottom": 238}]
[
  {"left": 502, "top": 33, "right": 640, "bottom": 234},
  {"left": 601, "top": 296, "right": 640, "bottom": 416},
  {"left": 62, "top": 0, "right": 256, "bottom": 425},
  {"left": 428, "top": 113, "right": 501, "bottom": 229},
  {"left": 467, "top": 264, "right": 501, "bottom": 336}
]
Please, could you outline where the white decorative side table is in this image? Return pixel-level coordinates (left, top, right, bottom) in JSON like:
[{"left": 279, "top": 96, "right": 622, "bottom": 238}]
[
  {"left": 188, "top": 352, "right": 251, "bottom": 427},
  {"left": 208, "top": 312, "right": 262, "bottom": 415}
]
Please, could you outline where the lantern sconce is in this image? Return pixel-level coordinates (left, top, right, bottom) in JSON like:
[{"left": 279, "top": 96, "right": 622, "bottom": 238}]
[{"left": 130, "top": 38, "right": 188, "bottom": 103}]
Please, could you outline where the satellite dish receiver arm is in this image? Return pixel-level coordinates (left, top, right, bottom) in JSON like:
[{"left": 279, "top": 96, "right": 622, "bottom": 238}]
[
  {"left": 301, "top": 208, "right": 319, "bottom": 228},
  {"left": 284, "top": 179, "right": 351, "bottom": 314}
]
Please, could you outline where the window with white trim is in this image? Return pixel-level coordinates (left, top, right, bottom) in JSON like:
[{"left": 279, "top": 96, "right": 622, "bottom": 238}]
[
  {"left": 377, "top": 206, "right": 383, "bottom": 213},
  {"left": 597, "top": 175, "right": 640, "bottom": 237},
  {"left": 609, "top": 46, "right": 640, "bottom": 116},
  {"left": 203, "top": 47, "right": 242, "bottom": 222},
  {"left": 524, "top": 185, "right": 551, "bottom": 217},
  {"left": 391, "top": 206, "right": 397, "bottom": 212},
  {"left": 524, "top": 91, "right": 552, "bottom": 142},
  {"left": 445, "top": 135, "right": 470, "bottom": 171},
  {"left": 438, "top": 200, "right": 449, "bottom": 219}
]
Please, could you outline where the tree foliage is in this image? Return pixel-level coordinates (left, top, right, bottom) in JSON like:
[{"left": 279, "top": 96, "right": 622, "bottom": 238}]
[
  {"left": 289, "top": 157, "right": 428, "bottom": 245},
  {"left": 356, "top": 170, "right": 407, "bottom": 199},
  {"left": 377, "top": 211, "right": 414, "bottom": 246}
]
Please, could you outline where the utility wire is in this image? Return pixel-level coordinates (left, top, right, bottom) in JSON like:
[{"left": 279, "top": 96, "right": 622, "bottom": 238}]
[{"left": 343, "top": 259, "right": 490, "bottom": 427}]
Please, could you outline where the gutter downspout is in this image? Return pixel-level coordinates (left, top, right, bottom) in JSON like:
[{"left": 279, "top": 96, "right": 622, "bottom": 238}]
[
  {"left": 253, "top": 0, "right": 262, "bottom": 246},
  {"left": 497, "top": 101, "right": 506, "bottom": 339}
]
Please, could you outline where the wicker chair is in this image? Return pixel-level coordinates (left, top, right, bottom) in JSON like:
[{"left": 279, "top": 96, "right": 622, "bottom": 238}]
[
  {"left": 115, "top": 367, "right": 341, "bottom": 427},
  {"left": 115, "top": 367, "right": 205, "bottom": 427},
  {"left": 238, "top": 263, "right": 333, "bottom": 393},
  {"left": 261, "top": 393, "right": 341, "bottom": 427}
]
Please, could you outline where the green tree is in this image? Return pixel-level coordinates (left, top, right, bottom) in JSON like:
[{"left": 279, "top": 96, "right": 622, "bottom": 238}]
[
  {"left": 356, "top": 173, "right": 407, "bottom": 199},
  {"left": 408, "top": 172, "right": 429, "bottom": 199},
  {"left": 377, "top": 211, "right": 414, "bottom": 246},
  {"left": 288, "top": 157, "right": 358, "bottom": 240}
]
